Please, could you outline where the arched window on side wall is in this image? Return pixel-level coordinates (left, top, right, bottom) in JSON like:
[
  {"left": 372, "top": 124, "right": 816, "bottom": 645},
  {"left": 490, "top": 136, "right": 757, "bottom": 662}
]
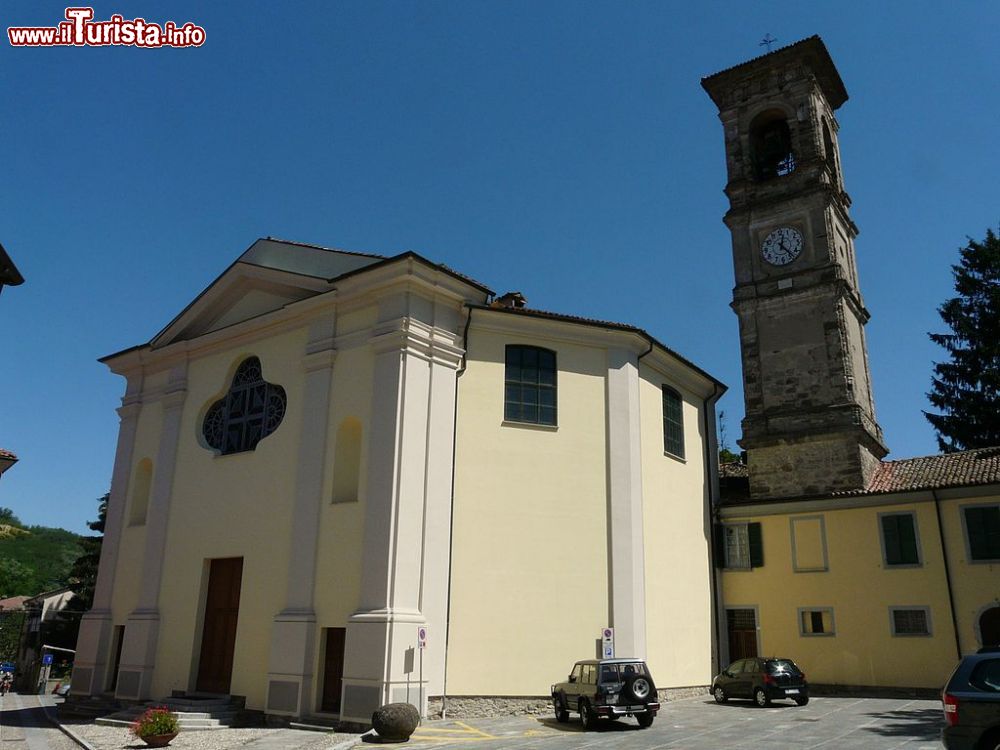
[
  {"left": 822, "top": 118, "right": 839, "bottom": 183},
  {"left": 332, "top": 417, "right": 362, "bottom": 504},
  {"left": 129, "top": 458, "right": 153, "bottom": 526},
  {"left": 750, "top": 110, "right": 796, "bottom": 180}
]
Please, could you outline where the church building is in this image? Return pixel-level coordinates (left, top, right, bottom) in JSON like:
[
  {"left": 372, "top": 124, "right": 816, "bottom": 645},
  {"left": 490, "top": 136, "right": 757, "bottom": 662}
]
[
  {"left": 703, "top": 36, "right": 1000, "bottom": 689},
  {"left": 71, "top": 239, "right": 724, "bottom": 722}
]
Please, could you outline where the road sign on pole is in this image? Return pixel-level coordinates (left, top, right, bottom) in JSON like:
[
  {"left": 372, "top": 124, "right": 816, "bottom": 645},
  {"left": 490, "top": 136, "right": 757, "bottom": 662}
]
[
  {"left": 602, "top": 628, "right": 614, "bottom": 658},
  {"left": 417, "top": 626, "right": 428, "bottom": 650}
]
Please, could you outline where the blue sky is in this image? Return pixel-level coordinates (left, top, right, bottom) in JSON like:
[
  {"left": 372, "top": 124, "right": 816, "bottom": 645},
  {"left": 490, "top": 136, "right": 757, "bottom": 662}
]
[{"left": 1, "top": 1, "right": 997, "bottom": 534}]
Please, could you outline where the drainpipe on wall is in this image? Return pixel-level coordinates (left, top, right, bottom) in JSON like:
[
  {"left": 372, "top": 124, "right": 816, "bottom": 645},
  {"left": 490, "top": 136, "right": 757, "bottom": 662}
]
[
  {"left": 932, "top": 489, "right": 963, "bottom": 660},
  {"left": 701, "top": 384, "right": 724, "bottom": 675},
  {"left": 440, "top": 306, "right": 476, "bottom": 720}
]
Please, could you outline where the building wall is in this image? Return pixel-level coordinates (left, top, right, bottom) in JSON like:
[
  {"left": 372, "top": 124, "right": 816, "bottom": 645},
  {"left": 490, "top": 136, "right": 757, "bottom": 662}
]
[
  {"left": 449, "top": 325, "right": 611, "bottom": 696},
  {"left": 639, "top": 364, "right": 714, "bottom": 688},
  {"left": 940, "top": 492, "right": 1000, "bottom": 654},
  {"left": 721, "top": 500, "right": 961, "bottom": 688},
  {"left": 149, "top": 329, "right": 308, "bottom": 706}
]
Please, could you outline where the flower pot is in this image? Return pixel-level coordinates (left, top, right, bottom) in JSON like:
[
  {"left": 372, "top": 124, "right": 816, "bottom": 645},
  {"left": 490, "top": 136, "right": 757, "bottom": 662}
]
[{"left": 141, "top": 732, "right": 178, "bottom": 747}]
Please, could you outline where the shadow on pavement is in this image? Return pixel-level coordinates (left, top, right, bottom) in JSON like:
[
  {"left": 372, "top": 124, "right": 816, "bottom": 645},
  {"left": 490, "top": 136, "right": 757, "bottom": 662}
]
[
  {"left": 535, "top": 717, "right": 647, "bottom": 733},
  {"left": 1, "top": 705, "right": 52, "bottom": 729},
  {"left": 861, "top": 708, "right": 942, "bottom": 740}
]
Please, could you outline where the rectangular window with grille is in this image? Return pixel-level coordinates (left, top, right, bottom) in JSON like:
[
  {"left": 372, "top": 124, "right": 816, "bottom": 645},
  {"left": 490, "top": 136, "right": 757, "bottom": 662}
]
[
  {"left": 661, "top": 386, "right": 685, "bottom": 458},
  {"left": 880, "top": 512, "right": 921, "bottom": 566},
  {"left": 504, "top": 345, "right": 557, "bottom": 426},
  {"left": 890, "top": 607, "right": 931, "bottom": 636},
  {"left": 964, "top": 505, "right": 1000, "bottom": 561}
]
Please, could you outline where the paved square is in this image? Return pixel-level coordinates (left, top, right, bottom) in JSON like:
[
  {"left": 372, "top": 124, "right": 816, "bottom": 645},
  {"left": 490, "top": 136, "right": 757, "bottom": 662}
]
[{"left": 407, "top": 696, "right": 944, "bottom": 749}]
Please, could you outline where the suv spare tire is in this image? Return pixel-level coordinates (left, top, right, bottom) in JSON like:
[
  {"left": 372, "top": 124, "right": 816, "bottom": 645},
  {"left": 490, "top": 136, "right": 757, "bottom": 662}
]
[{"left": 623, "top": 673, "right": 655, "bottom": 703}]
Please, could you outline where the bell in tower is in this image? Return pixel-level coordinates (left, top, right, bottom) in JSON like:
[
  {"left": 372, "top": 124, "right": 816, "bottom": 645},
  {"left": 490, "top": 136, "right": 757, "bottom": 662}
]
[{"left": 702, "top": 36, "right": 888, "bottom": 499}]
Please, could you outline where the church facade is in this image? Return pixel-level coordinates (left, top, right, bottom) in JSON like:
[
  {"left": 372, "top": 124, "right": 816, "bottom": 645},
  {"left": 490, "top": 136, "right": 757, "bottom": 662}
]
[
  {"left": 703, "top": 37, "right": 1000, "bottom": 689},
  {"left": 71, "top": 239, "right": 724, "bottom": 722}
]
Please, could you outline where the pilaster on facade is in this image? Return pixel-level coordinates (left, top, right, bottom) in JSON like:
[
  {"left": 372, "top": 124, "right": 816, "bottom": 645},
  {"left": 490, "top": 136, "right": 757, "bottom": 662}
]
[
  {"left": 606, "top": 348, "right": 647, "bottom": 659},
  {"left": 119, "top": 364, "right": 188, "bottom": 701},
  {"left": 71, "top": 382, "right": 143, "bottom": 698},
  {"left": 341, "top": 305, "right": 463, "bottom": 723},
  {"left": 265, "top": 315, "right": 337, "bottom": 717}
]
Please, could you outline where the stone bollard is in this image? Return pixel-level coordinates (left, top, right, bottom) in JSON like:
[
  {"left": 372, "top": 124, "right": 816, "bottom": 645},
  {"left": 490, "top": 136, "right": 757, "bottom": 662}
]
[{"left": 370, "top": 702, "right": 420, "bottom": 743}]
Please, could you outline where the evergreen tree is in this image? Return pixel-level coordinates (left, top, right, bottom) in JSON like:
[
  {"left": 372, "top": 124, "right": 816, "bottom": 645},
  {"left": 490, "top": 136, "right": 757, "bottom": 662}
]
[
  {"left": 926, "top": 227, "right": 1000, "bottom": 452},
  {"left": 67, "top": 493, "right": 107, "bottom": 611}
]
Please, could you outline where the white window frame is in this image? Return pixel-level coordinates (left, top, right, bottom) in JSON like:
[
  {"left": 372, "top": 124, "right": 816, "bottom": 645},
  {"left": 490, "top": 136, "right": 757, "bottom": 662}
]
[{"left": 723, "top": 523, "right": 751, "bottom": 570}]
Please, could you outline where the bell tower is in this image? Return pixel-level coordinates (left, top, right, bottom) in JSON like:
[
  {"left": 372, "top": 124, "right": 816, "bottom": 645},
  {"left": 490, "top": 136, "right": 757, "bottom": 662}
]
[{"left": 702, "top": 36, "right": 887, "bottom": 499}]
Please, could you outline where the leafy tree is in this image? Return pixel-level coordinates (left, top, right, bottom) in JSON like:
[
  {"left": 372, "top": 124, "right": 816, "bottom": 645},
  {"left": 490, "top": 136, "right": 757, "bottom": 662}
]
[
  {"left": 0, "top": 611, "right": 26, "bottom": 661},
  {"left": 0, "top": 508, "right": 22, "bottom": 527},
  {"left": 0, "top": 559, "right": 35, "bottom": 597},
  {"left": 67, "top": 493, "right": 108, "bottom": 612},
  {"left": 925, "top": 227, "right": 1000, "bottom": 452}
]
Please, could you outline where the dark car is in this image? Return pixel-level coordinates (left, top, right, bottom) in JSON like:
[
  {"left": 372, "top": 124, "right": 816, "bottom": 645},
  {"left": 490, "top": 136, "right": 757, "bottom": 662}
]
[
  {"left": 551, "top": 658, "right": 659, "bottom": 730},
  {"left": 711, "top": 657, "right": 809, "bottom": 707},
  {"left": 941, "top": 652, "right": 1000, "bottom": 750}
]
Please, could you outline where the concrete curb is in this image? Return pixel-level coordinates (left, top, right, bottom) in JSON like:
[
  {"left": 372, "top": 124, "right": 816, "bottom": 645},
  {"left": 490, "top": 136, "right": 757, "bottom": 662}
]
[{"left": 42, "top": 701, "right": 100, "bottom": 750}]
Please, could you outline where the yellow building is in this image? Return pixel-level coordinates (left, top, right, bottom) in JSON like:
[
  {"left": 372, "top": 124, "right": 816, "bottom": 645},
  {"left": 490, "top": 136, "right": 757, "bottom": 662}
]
[
  {"left": 717, "top": 454, "right": 1000, "bottom": 689},
  {"left": 71, "top": 238, "right": 725, "bottom": 723}
]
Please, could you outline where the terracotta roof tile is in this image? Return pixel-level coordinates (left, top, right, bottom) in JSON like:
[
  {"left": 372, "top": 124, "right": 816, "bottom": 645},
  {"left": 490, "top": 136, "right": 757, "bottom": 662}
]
[
  {"left": 851, "top": 447, "right": 1000, "bottom": 496},
  {"left": 719, "top": 461, "right": 749, "bottom": 479}
]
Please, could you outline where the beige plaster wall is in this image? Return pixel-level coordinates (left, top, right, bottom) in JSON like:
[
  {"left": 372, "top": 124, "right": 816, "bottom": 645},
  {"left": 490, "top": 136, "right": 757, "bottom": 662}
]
[
  {"left": 148, "top": 330, "right": 307, "bottom": 706},
  {"left": 448, "top": 326, "right": 610, "bottom": 696},
  {"left": 638, "top": 366, "right": 713, "bottom": 688}
]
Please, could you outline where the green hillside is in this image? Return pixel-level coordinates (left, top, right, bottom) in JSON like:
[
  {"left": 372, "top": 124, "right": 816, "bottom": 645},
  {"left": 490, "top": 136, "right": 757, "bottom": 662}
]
[{"left": 0, "top": 509, "right": 83, "bottom": 598}]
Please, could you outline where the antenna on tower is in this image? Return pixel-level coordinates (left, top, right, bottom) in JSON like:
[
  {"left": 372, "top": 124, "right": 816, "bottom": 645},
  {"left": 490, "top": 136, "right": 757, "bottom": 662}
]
[{"left": 759, "top": 34, "right": 778, "bottom": 52}]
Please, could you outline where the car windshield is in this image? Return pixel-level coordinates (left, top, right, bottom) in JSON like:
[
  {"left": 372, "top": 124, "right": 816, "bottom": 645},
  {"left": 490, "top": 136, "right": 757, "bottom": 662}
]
[
  {"left": 765, "top": 659, "right": 802, "bottom": 675},
  {"left": 600, "top": 663, "right": 647, "bottom": 682}
]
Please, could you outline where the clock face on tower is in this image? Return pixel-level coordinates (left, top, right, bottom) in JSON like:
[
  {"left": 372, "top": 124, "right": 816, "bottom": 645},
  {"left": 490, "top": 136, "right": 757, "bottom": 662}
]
[{"left": 761, "top": 227, "right": 804, "bottom": 266}]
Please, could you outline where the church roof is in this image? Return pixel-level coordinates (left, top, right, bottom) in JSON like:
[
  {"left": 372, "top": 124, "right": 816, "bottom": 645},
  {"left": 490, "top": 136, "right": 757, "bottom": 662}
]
[
  {"left": 0, "top": 449, "right": 16, "bottom": 461},
  {"left": 470, "top": 303, "right": 726, "bottom": 392}
]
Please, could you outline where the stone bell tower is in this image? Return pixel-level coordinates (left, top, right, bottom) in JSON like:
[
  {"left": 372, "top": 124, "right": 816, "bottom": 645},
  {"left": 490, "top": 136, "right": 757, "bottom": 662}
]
[{"left": 702, "top": 36, "right": 887, "bottom": 499}]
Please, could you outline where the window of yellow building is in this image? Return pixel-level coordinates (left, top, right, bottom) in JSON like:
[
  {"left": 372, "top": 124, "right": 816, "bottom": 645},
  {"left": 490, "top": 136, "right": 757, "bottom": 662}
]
[
  {"left": 889, "top": 607, "right": 931, "bottom": 637},
  {"left": 963, "top": 504, "right": 1000, "bottom": 562},
  {"left": 798, "top": 607, "right": 835, "bottom": 637},
  {"left": 879, "top": 512, "right": 921, "bottom": 567}
]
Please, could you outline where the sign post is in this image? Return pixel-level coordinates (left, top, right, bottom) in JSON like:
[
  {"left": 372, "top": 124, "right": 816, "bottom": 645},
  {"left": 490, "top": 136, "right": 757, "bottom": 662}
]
[{"left": 602, "top": 628, "right": 615, "bottom": 658}]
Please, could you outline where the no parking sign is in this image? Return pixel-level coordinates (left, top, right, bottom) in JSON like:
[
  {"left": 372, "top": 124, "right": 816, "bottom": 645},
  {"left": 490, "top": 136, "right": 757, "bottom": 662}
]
[
  {"left": 417, "top": 626, "right": 428, "bottom": 650},
  {"left": 602, "top": 628, "right": 614, "bottom": 658}
]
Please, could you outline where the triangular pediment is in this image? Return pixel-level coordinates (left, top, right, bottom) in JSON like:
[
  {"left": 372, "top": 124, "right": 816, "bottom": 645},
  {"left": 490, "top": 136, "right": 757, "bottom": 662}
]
[
  {"left": 150, "top": 238, "right": 384, "bottom": 349},
  {"left": 150, "top": 263, "right": 328, "bottom": 348}
]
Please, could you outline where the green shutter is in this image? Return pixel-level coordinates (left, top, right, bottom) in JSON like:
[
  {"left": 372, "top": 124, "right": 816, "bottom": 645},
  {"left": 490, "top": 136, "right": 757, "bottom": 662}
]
[
  {"left": 883, "top": 514, "right": 918, "bottom": 565},
  {"left": 713, "top": 524, "right": 727, "bottom": 567},
  {"left": 748, "top": 522, "right": 764, "bottom": 568},
  {"left": 898, "top": 515, "right": 919, "bottom": 564},
  {"left": 967, "top": 507, "right": 1000, "bottom": 560}
]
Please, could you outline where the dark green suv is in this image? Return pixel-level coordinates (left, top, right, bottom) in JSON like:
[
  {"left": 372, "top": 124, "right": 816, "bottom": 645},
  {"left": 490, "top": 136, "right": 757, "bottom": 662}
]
[
  {"left": 551, "top": 658, "right": 659, "bottom": 730},
  {"left": 942, "top": 652, "right": 1000, "bottom": 750}
]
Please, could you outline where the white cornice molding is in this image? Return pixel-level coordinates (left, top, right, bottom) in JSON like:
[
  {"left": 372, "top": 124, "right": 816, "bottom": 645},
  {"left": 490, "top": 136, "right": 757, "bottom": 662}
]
[{"left": 369, "top": 318, "right": 464, "bottom": 369}]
